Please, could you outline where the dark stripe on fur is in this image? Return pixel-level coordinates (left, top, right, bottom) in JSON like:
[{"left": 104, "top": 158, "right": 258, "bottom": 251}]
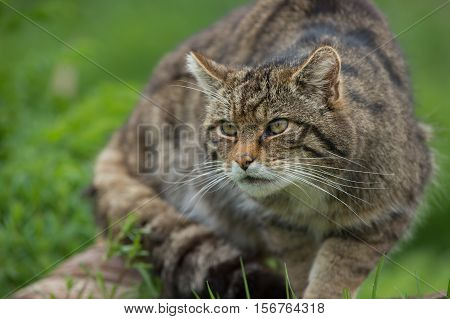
[
  {"left": 310, "top": 126, "right": 349, "bottom": 157},
  {"left": 244, "top": 0, "right": 290, "bottom": 65},
  {"left": 302, "top": 145, "right": 327, "bottom": 158},
  {"left": 342, "top": 63, "right": 359, "bottom": 77},
  {"left": 345, "top": 28, "right": 403, "bottom": 87},
  {"left": 306, "top": 0, "right": 339, "bottom": 16}
]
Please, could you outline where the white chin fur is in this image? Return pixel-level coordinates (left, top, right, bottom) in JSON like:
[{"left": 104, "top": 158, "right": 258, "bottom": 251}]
[
  {"left": 230, "top": 162, "right": 289, "bottom": 198},
  {"left": 236, "top": 180, "right": 289, "bottom": 198}
]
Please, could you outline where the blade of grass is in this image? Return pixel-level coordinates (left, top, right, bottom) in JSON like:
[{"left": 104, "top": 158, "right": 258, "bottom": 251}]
[
  {"left": 285, "top": 270, "right": 289, "bottom": 299},
  {"left": 342, "top": 288, "right": 351, "bottom": 299},
  {"left": 371, "top": 256, "right": 384, "bottom": 299},
  {"left": 284, "top": 263, "right": 298, "bottom": 299},
  {"left": 415, "top": 271, "right": 423, "bottom": 298},
  {"left": 76, "top": 265, "right": 92, "bottom": 299},
  {"left": 65, "top": 276, "right": 74, "bottom": 299},
  {"left": 136, "top": 265, "right": 158, "bottom": 298},
  {"left": 394, "top": 287, "right": 407, "bottom": 299},
  {"left": 76, "top": 279, "right": 89, "bottom": 299},
  {"left": 192, "top": 289, "right": 201, "bottom": 299},
  {"left": 446, "top": 279, "right": 449, "bottom": 299},
  {"left": 205, "top": 281, "right": 216, "bottom": 299},
  {"left": 240, "top": 257, "right": 251, "bottom": 299},
  {"left": 108, "top": 283, "right": 119, "bottom": 299},
  {"left": 95, "top": 272, "right": 107, "bottom": 298}
]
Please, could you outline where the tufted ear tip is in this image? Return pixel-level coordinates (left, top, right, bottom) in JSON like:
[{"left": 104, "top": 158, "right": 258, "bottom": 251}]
[
  {"left": 186, "top": 51, "right": 206, "bottom": 75},
  {"left": 186, "top": 51, "right": 230, "bottom": 90}
]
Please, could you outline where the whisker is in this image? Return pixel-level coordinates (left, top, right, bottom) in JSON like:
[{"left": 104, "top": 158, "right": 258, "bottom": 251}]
[
  {"left": 160, "top": 167, "right": 223, "bottom": 185},
  {"left": 273, "top": 157, "right": 342, "bottom": 163},
  {"left": 171, "top": 83, "right": 230, "bottom": 107},
  {"left": 323, "top": 150, "right": 368, "bottom": 169},
  {"left": 273, "top": 162, "right": 378, "bottom": 185},
  {"left": 299, "top": 166, "right": 385, "bottom": 186},
  {"left": 265, "top": 170, "right": 312, "bottom": 201},
  {"left": 171, "top": 84, "right": 228, "bottom": 105},
  {"left": 188, "top": 161, "right": 223, "bottom": 169},
  {"left": 282, "top": 169, "right": 371, "bottom": 206},
  {"left": 279, "top": 170, "right": 371, "bottom": 227},
  {"left": 178, "top": 169, "right": 222, "bottom": 185},
  {"left": 174, "top": 82, "right": 226, "bottom": 102},
  {"left": 183, "top": 174, "right": 229, "bottom": 217},
  {"left": 273, "top": 162, "right": 393, "bottom": 176},
  {"left": 283, "top": 167, "right": 385, "bottom": 190},
  {"left": 175, "top": 161, "right": 223, "bottom": 173},
  {"left": 177, "top": 80, "right": 230, "bottom": 105}
]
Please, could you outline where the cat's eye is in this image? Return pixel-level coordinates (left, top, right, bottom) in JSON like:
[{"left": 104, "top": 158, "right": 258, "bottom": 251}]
[
  {"left": 266, "top": 119, "right": 288, "bottom": 136},
  {"left": 220, "top": 122, "right": 238, "bottom": 137}
]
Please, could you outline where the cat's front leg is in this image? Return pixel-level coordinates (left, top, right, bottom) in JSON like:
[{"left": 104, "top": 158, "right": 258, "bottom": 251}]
[
  {"left": 268, "top": 228, "right": 319, "bottom": 297},
  {"left": 303, "top": 213, "right": 410, "bottom": 298},
  {"left": 281, "top": 243, "right": 318, "bottom": 297}
]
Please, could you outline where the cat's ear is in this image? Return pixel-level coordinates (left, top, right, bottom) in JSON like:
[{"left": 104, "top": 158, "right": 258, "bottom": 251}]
[
  {"left": 291, "top": 46, "right": 341, "bottom": 104},
  {"left": 186, "top": 51, "right": 229, "bottom": 91}
]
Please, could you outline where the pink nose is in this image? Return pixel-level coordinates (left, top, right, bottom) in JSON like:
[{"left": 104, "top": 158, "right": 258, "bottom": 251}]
[{"left": 236, "top": 153, "right": 254, "bottom": 170}]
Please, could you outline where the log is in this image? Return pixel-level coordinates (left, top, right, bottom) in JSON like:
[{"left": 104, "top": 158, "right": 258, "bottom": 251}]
[
  {"left": 13, "top": 241, "right": 141, "bottom": 299},
  {"left": 12, "top": 241, "right": 447, "bottom": 299}
]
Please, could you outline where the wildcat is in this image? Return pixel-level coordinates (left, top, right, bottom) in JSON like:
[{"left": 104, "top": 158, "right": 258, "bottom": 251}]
[{"left": 93, "top": 0, "right": 432, "bottom": 298}]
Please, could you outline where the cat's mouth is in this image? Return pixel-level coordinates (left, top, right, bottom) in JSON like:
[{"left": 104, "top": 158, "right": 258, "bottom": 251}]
[{"left": 240, "top": 176, "right": 273, "bottom": 185}]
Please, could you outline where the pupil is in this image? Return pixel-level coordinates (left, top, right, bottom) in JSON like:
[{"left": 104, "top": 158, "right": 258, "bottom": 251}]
[{"left": 223, "top": 123, "right": 234, "bottom": 135}]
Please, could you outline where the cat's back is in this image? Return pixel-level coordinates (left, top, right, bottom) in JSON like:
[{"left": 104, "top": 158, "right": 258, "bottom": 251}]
[
  {"left": 125, "top": 0, "right": 431, "bottom": 235},
  {"left": 147, "top": 0, "right": 408, "bottom": 95}
]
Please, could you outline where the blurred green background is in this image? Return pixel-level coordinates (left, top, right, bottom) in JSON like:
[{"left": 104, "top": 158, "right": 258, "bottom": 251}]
[{"left": 0, "top": 0, "right": 449, "bottom": 298}]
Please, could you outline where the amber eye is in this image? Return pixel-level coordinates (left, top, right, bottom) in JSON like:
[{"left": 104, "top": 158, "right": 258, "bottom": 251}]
[
  {"left": 266, "top": 119, "right": 288, "bottom": 136},
  {"left": 220, "top": 122, "right": 238, "bottom": 137}
]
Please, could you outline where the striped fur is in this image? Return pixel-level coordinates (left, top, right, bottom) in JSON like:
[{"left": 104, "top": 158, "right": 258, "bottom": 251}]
[{"left": 93, "top": 0, "right": 433, "bottom": 298}]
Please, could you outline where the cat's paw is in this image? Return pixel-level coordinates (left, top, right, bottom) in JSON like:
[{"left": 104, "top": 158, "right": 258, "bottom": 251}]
[
  {"left": 205, "top": 260, "right": 285, "bottom": 299},
  {"left": 226, "top": 263, "right": 286, "bottom": 299}
]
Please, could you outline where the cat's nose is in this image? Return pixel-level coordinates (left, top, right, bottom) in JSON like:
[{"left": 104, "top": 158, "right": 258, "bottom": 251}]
[{"left": 236, "top": 154, "right": 254, "bottom": 171}]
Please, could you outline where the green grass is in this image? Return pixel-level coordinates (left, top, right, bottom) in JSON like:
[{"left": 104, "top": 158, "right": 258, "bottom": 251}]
[
  {"left": 371, "top": 257, "right": 385, "bottom": 299},
  {"left": 447, "top": 279, "right": 450, "bottom": 299},
  {"left": 357, "top": 249, "right": 450, "bottom": 298},
  {"left": 0, "top": 0, "right": 449, "bottom": 298},
  {"left": 105, "top": 215, "right": 161, "bottom": 298},
  {"left": 342, "top": 288, "right": 352, "bottom": 299},
  {"left": 205, "top": 281, "right": 218, "bottom": 299},
  {"left": 240, "top": 257, "right": 251, "bottom": 299},
  {"left": 284, "top": 263, "right": 298, "bottom": 299}
]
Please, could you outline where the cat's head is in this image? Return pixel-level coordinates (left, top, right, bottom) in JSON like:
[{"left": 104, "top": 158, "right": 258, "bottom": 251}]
[{"left": 187, "top": 46, "right": 355, "bottom": 198}]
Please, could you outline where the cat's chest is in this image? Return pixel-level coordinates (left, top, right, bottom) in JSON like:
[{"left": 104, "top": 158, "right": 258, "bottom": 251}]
[
  {"left": 165, "top": 178, "right": 335, "bottom": 242},
  {"left": 258, "top": 184, "right": 330, "bottom": 227}
]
